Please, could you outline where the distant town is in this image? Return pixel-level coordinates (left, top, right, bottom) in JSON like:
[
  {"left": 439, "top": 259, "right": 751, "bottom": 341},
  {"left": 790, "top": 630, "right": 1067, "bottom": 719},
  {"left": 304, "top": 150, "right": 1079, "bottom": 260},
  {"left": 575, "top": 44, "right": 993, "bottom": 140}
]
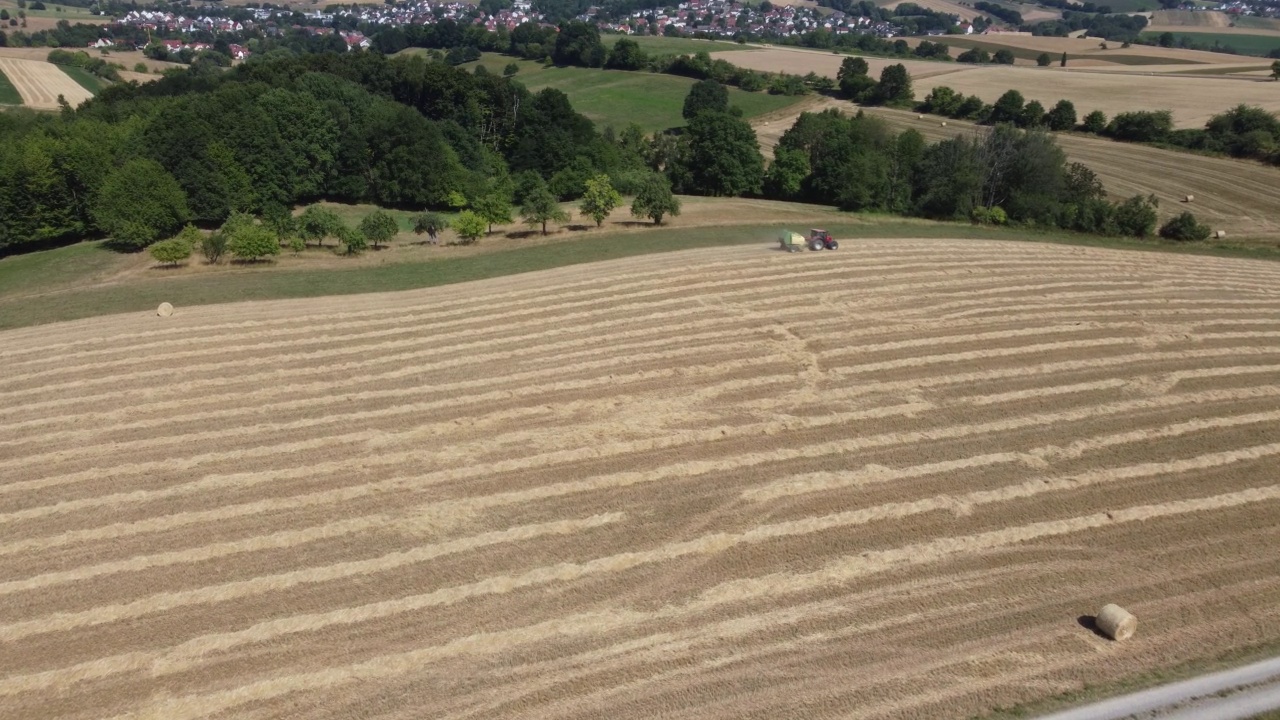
[{"left": 96, "top": 0, "right": 1279, "bottom": 59}]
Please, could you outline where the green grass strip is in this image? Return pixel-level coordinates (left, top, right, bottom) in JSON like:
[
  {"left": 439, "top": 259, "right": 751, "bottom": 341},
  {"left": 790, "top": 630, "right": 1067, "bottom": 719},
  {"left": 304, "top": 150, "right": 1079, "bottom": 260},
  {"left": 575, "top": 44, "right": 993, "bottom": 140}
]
[
  {"left": 54, "top": 64, "right": 106, "bottom": 94},
  {"left": 0, "top": 66, "right": 22, "bottom": 105}
]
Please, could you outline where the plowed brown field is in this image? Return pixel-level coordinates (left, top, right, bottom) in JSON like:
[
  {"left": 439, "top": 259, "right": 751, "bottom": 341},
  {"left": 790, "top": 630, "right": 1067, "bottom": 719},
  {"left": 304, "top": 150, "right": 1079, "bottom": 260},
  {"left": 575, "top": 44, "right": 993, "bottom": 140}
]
[{"left": 4, "top": 240, "right": 1280, "bottom": 720}]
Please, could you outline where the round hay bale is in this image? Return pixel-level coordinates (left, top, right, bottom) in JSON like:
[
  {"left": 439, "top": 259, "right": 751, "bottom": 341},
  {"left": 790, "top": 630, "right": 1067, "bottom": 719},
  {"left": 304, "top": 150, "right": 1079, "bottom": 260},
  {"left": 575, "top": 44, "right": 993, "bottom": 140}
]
[
  {"left": 1215, "top": 230, "right": 1227, "bottom": 239},
  {"left": 940, "top": 121, "right": 948, "bottom": 127},
  {"left": 1096, "top": 604, "right": 1137, "bottom": 641},
  {"left": 918, "top": 114, "right": 924, "bottom": 119},
  {"left": 156, "top": 302, "right": 174, "bottom": 318},
  {"left": 1183, "top": 194, "right": 1194, "bottom": 202}
]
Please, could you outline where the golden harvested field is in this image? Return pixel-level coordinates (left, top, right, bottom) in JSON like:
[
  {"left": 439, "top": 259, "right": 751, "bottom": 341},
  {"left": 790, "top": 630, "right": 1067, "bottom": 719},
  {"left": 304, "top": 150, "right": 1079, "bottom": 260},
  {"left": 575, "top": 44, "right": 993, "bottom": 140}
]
[
  {"left": 0, "top": 57, "right": 94, "bottom": 109},
  {"left": 717, "top": 46, "right": 1280, "bottom": 127},
  {"left": 4, "top": 241, "right": 1280, "bottom": 719},
  {"left": 0, "top": 47, "right": 183, "bottom": 75},
  {"left": 755, "top": 99, "right": 1280, "bottom": 240},
  {"left": 1148, "top": 10, "right": 1280, "bottom": 35},
  {"left": 909, "top": 32, "right": 1253, "bottom": 64}
]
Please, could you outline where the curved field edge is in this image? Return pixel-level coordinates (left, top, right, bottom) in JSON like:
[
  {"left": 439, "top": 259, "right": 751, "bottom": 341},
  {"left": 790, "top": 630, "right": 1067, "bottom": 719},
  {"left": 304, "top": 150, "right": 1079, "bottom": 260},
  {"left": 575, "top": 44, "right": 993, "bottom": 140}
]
[
  {"left": 3, "top": 213, "right": 1279, "bottom": 331},
  {"left": 3, "top": 240, "right": 1279, "bottom": 720}
]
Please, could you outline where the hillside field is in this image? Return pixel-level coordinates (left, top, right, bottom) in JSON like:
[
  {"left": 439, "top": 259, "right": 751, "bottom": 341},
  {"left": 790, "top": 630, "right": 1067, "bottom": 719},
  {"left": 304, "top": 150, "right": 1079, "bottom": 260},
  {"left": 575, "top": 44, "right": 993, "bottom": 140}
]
[
  {"left": 454, "top": 53, "right": 803, "bottom": 133},
  {"left": 1149, "top": 10, "right": 1280, "bottom": 34},
  {"left": 1139, "top": 31, "right": 1280, "bottom": 57},
  {"left": 3, "top": 240, "right": 1280, "bottom": 719},
  {"left": 752, "top": 98, "right": 1280, "bottom": 241},
  {"left": 0, "top": 57, "right": 94, "bottom": 109},
  {"left": 715, "top": 46, "right": 1280, "bottom": 127}
]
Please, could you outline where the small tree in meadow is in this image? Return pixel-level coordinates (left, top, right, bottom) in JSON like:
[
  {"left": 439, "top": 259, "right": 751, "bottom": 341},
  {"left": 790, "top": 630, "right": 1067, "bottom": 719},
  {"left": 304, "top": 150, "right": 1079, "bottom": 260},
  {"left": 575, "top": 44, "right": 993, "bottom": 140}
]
[
  {"left": 579, "top": 174, "right": 622, "bottom": 227},
  {"left": 413, "top": 212, "right": 449, "bottom": 244},
  {"left": 338, "top": 225, "right": 368, "bottom": 255},
  {"left": 227, "top": 224, "right": 281, "bottom": 262},
  {"left": 521, "top": 187, "right": 570, "bottom": 235},
  {"left": 298, "top": 206, "right": 342, "bottom": 248},
  {"left": 149, "top": 238, "right": 192, "bottom": 266},
  {"left": 359, "top": 210, "right": 399, "bottom": 250},
  {"left": 452, "top": 210, "right": 488, "bottom": 244},
  {"left": 200, "top": 233, "right": 227, "bottom": 264},
  {"left": 471, "top": 192, "right": 513, "bottom": 234}
]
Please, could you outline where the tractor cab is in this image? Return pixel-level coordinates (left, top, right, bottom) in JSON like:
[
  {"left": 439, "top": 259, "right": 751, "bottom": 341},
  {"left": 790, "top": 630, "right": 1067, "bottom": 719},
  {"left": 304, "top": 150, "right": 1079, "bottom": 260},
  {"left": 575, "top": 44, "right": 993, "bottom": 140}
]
[{"left": 808, "top": 229, "right": 838, "bottom": 251}]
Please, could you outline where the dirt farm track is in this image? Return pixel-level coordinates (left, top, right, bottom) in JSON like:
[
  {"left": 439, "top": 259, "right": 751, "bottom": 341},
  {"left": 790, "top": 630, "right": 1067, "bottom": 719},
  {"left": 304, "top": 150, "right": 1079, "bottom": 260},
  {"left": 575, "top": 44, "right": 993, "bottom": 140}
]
[{"left": 4, "top": 240, "right": 1280, "bottom": 719}]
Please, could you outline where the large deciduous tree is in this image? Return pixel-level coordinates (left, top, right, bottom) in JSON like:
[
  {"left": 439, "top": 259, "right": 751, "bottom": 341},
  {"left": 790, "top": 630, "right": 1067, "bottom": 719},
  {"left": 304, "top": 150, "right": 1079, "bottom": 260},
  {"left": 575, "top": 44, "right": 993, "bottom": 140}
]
[
  {"left": 871, "top": 64, "right": 913, "bottom": 106},
  {"left": 92, "top": 158, "right": 191, "bottom": 250},
  {"left": 680, "top": 111, "right": 763, "bottom": 197},
  {"left": 682, "top": 79, "right": 729, "bottom": 120},
  {"left": 630, "top": 172, "right": 681, "bottom": 225}
]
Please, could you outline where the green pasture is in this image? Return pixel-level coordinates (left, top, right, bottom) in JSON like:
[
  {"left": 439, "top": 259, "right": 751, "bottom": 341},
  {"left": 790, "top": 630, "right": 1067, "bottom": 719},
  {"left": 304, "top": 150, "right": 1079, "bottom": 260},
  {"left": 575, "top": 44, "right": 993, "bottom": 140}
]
[
  {"left": 55, "top": 63, "right": 106, "bottom": 93},
  {"left": 460, "top": 54, "right": 803, "bottom": 133},
  {"left": 1140, "top": 31, "right": 1280, "bottom": 56},
  {"left": 0, "top": 67, "right": 22, "bottom": 105}
]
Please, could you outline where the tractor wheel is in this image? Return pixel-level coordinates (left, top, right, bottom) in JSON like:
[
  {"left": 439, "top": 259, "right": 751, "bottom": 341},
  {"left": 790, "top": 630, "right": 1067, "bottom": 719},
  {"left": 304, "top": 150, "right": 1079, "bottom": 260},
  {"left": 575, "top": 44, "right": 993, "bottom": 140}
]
[
  {"left": 809, "top": 241, "right": 823, "bottom": 251},
  {"left": 828, "top": 240, "right": 839, "bottom": 250}
]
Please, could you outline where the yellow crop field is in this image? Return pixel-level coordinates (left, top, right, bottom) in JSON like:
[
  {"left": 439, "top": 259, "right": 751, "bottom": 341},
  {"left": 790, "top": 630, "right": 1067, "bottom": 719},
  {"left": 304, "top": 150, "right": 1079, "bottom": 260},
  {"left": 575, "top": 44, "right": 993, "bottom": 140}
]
[{"left": 4, "top": 241, "right": 1280, "bottom": 719}]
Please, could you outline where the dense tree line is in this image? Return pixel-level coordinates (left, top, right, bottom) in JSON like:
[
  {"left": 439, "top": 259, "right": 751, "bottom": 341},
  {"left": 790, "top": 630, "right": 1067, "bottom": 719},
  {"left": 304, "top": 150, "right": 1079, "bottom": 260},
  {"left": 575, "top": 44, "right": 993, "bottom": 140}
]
[
  {"left": 0, "top": 50, "right": 645, "bottom": 254},
  {"left": 768, "top": 109, "right": 1160, "bottom": 237},
  {"left": 1032, "top": 12, "right": 1147, "bottom": 41},
  {"left": 919, "top": 85, "right": 1280, "bottom": 165},
  {"left": 973, "top": 2, "right": 1021, "bottom": 26}
]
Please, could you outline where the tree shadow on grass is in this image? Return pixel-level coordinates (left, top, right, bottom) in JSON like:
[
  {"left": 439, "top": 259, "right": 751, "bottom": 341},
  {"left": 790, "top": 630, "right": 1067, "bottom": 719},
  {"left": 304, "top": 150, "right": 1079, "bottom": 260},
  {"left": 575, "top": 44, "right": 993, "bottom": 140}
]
[
  {"left": 564, "top": 224, "right": 592, "bottom": 232},
  {"left": 504, "top": 230, "right": 542, "bottom": 239},
  {"left": 615, "top": 221, "right": 660, "bottom": 228}
]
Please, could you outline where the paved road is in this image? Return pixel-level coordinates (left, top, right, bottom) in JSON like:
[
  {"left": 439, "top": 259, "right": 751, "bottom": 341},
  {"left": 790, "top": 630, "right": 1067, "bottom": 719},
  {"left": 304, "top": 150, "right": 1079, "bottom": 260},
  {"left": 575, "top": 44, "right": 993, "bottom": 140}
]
[{"left": 1038, "top": 656, "right": 1280, "bottom": 720}]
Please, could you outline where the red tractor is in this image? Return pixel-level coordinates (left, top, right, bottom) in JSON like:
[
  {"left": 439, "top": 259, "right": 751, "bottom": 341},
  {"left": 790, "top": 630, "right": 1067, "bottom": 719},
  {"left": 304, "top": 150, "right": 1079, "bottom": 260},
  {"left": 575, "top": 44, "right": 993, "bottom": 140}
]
[{"left": 807, "top": 229, "right": 838, "bottom": 251}]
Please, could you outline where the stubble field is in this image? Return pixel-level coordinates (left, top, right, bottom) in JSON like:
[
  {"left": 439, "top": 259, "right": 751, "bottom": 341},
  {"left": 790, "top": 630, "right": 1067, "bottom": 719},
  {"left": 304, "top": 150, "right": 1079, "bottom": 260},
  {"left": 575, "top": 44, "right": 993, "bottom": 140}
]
[
  {"left": 0, "top": 57, "right": 94, "bottom": 109},
  {"left": 3, "top": 240, "right": 1280, "bottom": 720},
  {"left": 717, "top": 46, "right": 1280, "bottom": 127}
]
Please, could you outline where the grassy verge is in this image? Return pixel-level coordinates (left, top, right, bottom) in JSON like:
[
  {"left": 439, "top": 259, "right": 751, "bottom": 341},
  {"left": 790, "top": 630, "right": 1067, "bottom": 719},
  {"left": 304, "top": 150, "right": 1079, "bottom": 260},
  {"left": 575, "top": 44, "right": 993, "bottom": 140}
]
[
  {"left": 54, "top": 64, "right": 106, "bottom": 94},
  {"left": 2, "top": 214, "right": 1277, "bottom": 331},
  {"left": 975, "top": 639, "right": 1280, "bottom": 719},
  {"left": 1139, "top": 31, "right": 1280, "bottom": 56},
  {"left": 457, "top": 53, "right": 803, "bottom": 133},
  {"left": 0, "top": 67, "right": 22, "bottom": 105}
]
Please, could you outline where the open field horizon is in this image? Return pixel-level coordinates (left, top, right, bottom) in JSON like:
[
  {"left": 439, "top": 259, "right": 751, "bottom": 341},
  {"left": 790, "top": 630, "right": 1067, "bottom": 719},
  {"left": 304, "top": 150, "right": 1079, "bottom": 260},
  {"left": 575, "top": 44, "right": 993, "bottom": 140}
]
[
  {"left": 4, "top": 240, "right": 1280, "bottom": 719},
  {"left": 717, "top": 46, "right": 1280, "bottom": 128}
]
